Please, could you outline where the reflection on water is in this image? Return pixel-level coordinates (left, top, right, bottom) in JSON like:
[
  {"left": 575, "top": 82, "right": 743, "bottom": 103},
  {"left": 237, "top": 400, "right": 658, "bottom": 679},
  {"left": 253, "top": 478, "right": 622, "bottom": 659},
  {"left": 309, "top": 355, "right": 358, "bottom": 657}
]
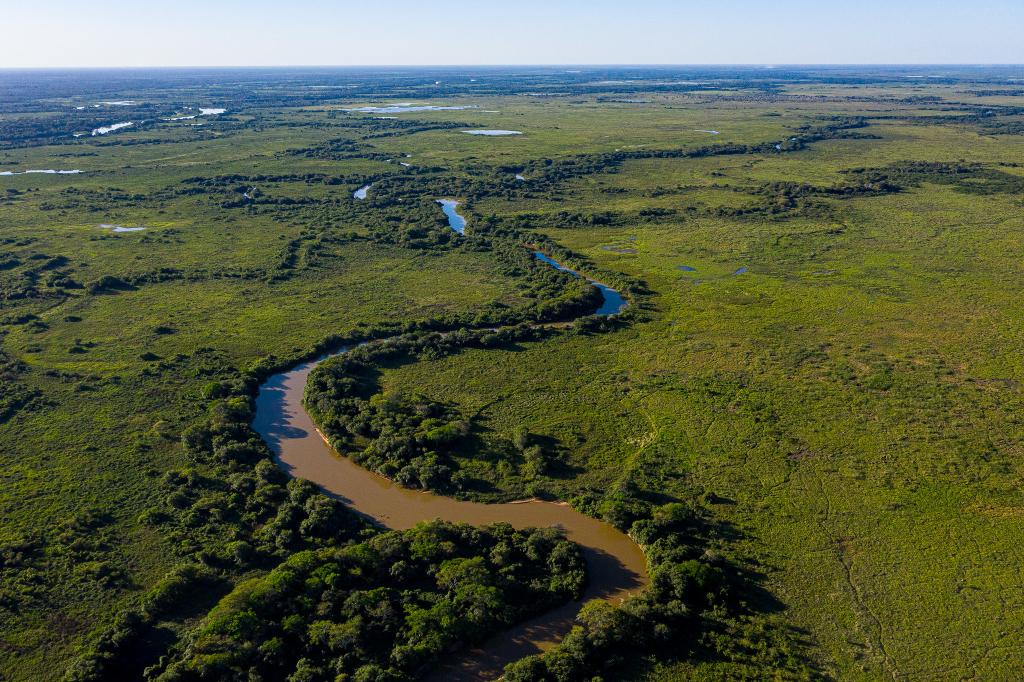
[
  {"left": 91, "top": 121, "right": 133, "bottom": 136},
  {"left": 462, "top": 129, "right": 523, "bottom": 136},
  {"left": 0, "top": 169, "right": 82, "bottom": 176},
  {"left": 533, "top": 251, "right": 628, "bottom": 316},
  {"left": 100, "top": 224, "right": 146, "bottom": 232},
  {"left": 164, "top": 107, "right": 226, "bottom": 121},
  {"left": 438, "top": 199, "right": 466, "bottom": 234}
]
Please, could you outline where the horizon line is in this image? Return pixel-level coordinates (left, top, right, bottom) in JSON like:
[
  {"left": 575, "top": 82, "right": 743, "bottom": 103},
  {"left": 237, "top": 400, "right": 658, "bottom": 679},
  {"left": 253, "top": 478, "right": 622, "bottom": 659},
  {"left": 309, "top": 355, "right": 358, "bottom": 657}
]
[{"left": 2, "top": 63, "right": 1023, "bottom": 71}]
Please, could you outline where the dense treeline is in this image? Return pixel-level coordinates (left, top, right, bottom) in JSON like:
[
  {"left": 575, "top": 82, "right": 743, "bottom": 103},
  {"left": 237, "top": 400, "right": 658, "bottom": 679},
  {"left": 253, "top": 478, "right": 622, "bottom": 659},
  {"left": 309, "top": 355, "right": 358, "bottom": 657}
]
[
  {"left": 64, "top": 377, "right": 369, "bottom": 681},
  {"left": 360, "top": 119, "right": 472, "bottom": 139},
  {"left": 730, "top": 160, "right": 1024, "bottom": 218},
  {"left": 0, "top": 103, "right": 237, "bottom": 149},
  {"left": 502, "top": 496, "right": 818, "bottom": 680},
  {"left": 503, "top": 502, "right": 726, "bottom": 680},
  {"left": 285, "top": 138, "right": 392, "bottom": 162},
  {"left": 62, "top": 322, "right": 595, "bottom": 681},
  {"left": 327, "top": 117, "right": 878, "bottom": 216},
  {"left": 875, "top": 104, "right": 1024, "bottom": 136},
  {"left": 842, "top": 160, "right": 1024, "bottom": 195},
  {"left": 702, "top": 159, "right": 1024, "bottom": 221},
  {"left": 508, "top": 117, "right": 876, "bottom": 188},
  {"left": 181, "top": 173, "right": 347, "bottom": 187},
  {"left": 0, "top": 110, "right": 144, "bottom": 148},
  {"left": 156, "top": 521, "right": 585, "bottom": 681}
]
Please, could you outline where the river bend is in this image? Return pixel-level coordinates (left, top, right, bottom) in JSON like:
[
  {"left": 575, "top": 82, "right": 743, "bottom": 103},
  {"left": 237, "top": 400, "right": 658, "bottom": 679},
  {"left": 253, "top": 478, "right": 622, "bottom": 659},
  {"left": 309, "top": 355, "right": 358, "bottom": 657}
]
[{"left": 252, "top": 200, "right": 646, "bottom": 680}]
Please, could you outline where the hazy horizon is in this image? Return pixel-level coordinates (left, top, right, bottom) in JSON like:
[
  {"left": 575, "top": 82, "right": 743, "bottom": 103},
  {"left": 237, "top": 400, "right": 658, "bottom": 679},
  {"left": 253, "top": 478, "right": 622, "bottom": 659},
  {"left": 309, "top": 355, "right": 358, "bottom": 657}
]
[
  {"left": 2, "top": 64, "right": 1023, "bottom": 70},
  {"left": 3, "top": 0, "right": 1021, "bottom": 69}
]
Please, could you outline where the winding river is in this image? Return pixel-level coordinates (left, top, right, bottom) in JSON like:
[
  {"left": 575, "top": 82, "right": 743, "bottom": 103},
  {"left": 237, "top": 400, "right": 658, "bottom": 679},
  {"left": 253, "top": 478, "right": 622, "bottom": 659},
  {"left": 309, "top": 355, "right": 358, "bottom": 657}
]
[{"left": 252, "top": 200, "right": 646, "bottom": 681}]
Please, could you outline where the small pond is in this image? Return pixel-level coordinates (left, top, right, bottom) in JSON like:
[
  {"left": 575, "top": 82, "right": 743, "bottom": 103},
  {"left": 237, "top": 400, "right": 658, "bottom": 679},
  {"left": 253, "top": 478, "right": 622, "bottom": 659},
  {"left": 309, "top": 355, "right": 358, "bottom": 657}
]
[
  {"left": 92, "top": 122, "right": 133, "bottom": 136},
  {"left": 462, "top": 129, "right": 522, "bottom": 136},
  {"left": 437, "top": 200, "right": 466, "bottom": 234}
]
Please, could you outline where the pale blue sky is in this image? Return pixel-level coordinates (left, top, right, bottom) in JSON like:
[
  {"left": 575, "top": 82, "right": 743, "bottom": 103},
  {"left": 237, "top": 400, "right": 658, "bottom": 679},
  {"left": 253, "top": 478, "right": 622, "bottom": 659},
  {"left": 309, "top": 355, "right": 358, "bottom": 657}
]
[{"left": 2, "top": 0, "right": 1021, "bottom": 68}]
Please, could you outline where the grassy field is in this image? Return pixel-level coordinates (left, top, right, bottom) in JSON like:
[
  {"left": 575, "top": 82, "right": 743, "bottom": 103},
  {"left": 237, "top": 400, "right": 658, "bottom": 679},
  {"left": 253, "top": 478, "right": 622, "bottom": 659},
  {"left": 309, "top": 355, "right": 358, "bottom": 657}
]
[
  {"left": 379, "top": 104, "right": 1024, "bottom": 678},
  {"left": 2, "top": 67, "right": 1023, "bottom": 680}
]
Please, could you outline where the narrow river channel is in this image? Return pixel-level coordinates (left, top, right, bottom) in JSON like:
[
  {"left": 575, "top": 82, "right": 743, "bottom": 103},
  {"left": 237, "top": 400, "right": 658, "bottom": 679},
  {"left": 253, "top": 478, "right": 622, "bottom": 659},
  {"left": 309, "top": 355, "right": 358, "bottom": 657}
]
[{"left": 252, "top": 200, "right": 646, "bottom": 680}]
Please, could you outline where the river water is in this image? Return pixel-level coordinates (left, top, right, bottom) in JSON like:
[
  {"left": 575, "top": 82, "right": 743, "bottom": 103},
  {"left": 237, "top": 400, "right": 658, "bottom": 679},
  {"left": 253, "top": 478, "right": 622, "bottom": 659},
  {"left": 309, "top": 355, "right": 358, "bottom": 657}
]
[
  {"left": 533, "top": 251, "right": 627, "bottom": 316},
  {"left": 251, "top": 199, "right": 642, "bottom": 680},
  {"left": 438, "top": 199, "right": 467, "bottom": 234}
]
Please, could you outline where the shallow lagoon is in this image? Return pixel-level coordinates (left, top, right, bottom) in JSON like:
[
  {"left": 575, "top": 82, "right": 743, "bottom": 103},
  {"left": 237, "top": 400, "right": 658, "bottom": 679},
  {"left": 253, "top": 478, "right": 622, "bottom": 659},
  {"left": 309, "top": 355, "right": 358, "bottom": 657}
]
[
  {"left": 100, "top": 224, "right": 146, "bottom": 233},
  {"left": 92, "top": 121, "right": 133, "bottom": 136},
  {"left": 1, "top": 169, "right": 82, "bottom": 176},
  {"left": 164, "top": 107, "right": 226, "bottom": 121},
  {"left": 437, "top": 199, "right": 466, "bottom": 234},
  {"left": 463, "top": 129, "right": 522, "bottom": 136}
]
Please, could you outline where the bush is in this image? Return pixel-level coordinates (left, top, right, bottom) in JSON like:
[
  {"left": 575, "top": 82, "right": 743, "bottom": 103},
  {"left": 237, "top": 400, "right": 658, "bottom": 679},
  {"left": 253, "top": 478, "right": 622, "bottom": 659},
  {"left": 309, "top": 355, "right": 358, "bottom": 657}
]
[
  {"left": 141, "top": 564, "right": 220, "bottom": 619},
  {"left": 85, "top": 275, "right": 132, "bottom": 294}
]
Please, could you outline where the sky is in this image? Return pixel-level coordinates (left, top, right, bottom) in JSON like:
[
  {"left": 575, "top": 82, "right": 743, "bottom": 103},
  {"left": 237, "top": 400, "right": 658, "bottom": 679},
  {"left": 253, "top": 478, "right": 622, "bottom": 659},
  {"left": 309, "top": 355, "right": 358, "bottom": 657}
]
[{"left": 2, "top": 0, "right": 1022, "bottom": 68}]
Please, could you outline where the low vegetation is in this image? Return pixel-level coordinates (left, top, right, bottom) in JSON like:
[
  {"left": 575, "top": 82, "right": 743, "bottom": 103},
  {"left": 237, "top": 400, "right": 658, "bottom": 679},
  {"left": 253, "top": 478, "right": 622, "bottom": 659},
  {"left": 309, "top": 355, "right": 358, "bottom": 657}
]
[{"left": 1, "top": 65, "right": 1023, "bottom": 681}]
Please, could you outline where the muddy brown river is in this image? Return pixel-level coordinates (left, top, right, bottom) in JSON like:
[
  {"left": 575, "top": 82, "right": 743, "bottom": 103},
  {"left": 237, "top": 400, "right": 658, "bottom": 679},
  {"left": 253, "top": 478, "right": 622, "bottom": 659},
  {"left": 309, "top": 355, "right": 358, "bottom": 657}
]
[{"left": 252, "top": 208, "right": 647, "bottom": 680}]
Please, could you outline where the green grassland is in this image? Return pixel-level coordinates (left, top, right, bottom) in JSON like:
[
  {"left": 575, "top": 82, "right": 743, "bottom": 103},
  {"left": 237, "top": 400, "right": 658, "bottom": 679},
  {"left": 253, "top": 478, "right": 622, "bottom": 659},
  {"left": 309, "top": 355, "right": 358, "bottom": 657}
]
[
  {"left": 385, "top": 116, "right": 1024, "bottom": 677},
  {"left": 1, "top": 68, "right": 1023, "bottom": 680}
]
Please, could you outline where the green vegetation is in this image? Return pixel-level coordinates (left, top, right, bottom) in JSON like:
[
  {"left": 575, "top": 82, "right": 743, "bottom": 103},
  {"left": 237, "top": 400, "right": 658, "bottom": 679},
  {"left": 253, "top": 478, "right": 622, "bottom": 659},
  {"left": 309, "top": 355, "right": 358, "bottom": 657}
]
[
  {"left": 156, "top": 521, "right": 584, "bottom": 681},
  {"left": 2, "top": 66, "right": 1024, "bottom": 680}
]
